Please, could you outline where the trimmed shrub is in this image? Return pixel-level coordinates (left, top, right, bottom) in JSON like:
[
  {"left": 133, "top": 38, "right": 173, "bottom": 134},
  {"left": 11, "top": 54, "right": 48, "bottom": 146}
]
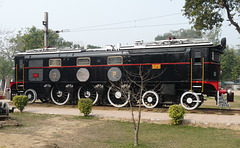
[
  {"left": 168, "top": 105, "right": 185, "bottom": 125},
  {"left": 78, "top": 98, "right": 93, "bottom": 116},
  {"left": 13, "top": 95, "right": 29, "bottom": 113}
]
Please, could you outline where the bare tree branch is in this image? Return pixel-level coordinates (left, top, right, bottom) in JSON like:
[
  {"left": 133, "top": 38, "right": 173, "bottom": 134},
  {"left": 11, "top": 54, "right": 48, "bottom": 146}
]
[{"left": 109, "top": 65, "right": 163, "bottom": 146}]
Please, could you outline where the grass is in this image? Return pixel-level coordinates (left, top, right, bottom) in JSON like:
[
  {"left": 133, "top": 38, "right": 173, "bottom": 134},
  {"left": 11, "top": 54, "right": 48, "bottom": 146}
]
[
  {"left": 113, "top": 121, "right": 240, "bottom": 147},
  {"left": 1, "top": 112, "right": 240, "bottom": 148},
  {"left": 102, "top": 121, "right": 240, "bottom": 148},
  {"left": 200, "top": 95, "right": 240, "bottom": 109},
  {"left": 73, "top": 115, "right": 96, "bottom": 120}
]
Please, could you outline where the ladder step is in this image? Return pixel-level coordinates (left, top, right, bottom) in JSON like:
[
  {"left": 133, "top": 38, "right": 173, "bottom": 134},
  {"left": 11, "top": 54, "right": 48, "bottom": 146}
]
[{"left": 193, "top": 86, "right": 202, "bottom": 88}]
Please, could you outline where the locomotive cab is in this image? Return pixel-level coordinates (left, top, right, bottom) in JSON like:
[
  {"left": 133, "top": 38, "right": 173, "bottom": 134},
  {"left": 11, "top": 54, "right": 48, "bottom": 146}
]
[{"left": 180, "top": 38, "right": 233, "bottom": 110}]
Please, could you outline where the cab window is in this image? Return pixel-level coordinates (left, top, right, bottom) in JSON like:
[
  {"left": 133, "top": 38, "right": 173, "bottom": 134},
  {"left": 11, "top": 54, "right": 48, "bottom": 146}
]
[
  {"left": 212, "top": 51, "right": 220, "bottom": 62},
  {"left": 108, "top": 56, "right": 123, "bottom": 65},
  {"left": 49, "top": 59, "right": 61, "bottom": 67},
  {"left": 77, "top": 57, "right": 90, "bottom": 65},
  {"left": 194, "top": 51, "right": 202, "bottom": 65}
]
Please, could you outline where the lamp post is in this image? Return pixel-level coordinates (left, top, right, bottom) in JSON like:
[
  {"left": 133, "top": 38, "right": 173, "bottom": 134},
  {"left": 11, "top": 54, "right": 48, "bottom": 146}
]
[{"left": 43, "top": 12, "right": 48, "bottom": 47}]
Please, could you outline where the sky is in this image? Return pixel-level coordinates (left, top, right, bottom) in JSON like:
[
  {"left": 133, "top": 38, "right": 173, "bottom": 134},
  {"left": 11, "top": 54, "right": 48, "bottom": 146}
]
[{"left": 0, "top": 0, "right": 239, "bottom": 48}]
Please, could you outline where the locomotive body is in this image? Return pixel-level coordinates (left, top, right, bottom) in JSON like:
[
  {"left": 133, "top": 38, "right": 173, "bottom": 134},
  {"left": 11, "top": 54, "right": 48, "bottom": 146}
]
[{"left": 10, "top": 38, "right": 233, "bottom": 110}]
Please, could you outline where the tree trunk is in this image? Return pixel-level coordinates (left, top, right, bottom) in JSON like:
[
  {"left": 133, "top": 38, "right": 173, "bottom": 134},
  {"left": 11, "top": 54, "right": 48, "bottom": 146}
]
[
  {"left": 224, "top": 1, "right": 240, "bottom": 34},
  {"left": 134, "top": 129, "right": 139, "bottom": 147}
]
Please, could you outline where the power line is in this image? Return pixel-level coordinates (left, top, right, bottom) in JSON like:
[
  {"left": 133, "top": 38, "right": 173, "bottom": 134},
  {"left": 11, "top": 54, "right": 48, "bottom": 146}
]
[
  {"left": 58, "top": 13, "right": 182, "bottom": 32},
  {"left": 67, "top": 22, "right": 188, "bottom": 32}
]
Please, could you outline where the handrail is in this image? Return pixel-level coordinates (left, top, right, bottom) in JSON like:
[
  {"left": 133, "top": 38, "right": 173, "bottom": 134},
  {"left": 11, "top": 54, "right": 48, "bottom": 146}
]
[
  {"left": 16, "top": 64, "right": 18, "bottom": 90},
  {"left": 23, "top": 64, "right": 25, "bottom": 90},
  {"left": 191, "top": 58, "right": 193, "bottom": 92},
  {"left": 202, "top": 58, "right": 204, "bottom": 92}
]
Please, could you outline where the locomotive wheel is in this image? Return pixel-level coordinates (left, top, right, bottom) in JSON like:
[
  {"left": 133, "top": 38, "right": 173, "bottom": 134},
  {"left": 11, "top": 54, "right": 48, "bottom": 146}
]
[
  {"left": 142, "top": 90, "right": 159, "bottom": 108},
  {"left": 51, "top": 86, "right": 70, "bottom": 105},
  {"left": 77, "top": 85, "right": 99, "bottom": 105},
  {"left": 24, "top": 89, "right": 37, "bottom": 104},
  {"left": 180, "top": 91, "right": 201, "bottom": 110},
  {"left": 107, "top": 86, "right": 130, "bottom": 108}
]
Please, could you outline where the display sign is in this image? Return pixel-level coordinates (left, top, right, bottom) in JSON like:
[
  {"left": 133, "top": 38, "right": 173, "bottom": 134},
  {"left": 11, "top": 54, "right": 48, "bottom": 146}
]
[{"left": 152, "top": 64, "right": 161, "bottom": 69}]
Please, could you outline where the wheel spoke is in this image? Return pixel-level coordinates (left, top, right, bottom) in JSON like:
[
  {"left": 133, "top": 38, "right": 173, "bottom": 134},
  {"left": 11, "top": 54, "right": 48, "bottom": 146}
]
[
  {"left": 78, "top": 85, "right": 98, "bottom": 105},
  {"left": 142, "top": 90, "right": 159, "bottom": 108},
  {"left": 180, "top": 91, "right": 201, "bottom": 110},
  {"left": 24, "top": 89, "right": 37, "bottom": 104},
  {"left": 192, "top": 100, "right": 201, "bottom": 103},
  {"left": 107, "top": 86, "right": 129, "bottom": 107},
  {"left": 51, "top": 86, "right": 70, "bottom": 105}
]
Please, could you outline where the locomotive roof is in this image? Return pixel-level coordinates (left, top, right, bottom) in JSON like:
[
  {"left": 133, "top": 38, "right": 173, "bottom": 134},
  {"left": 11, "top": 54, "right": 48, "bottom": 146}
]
[{"left": 16, "top": 38, "right": 216, "bottom": 56}]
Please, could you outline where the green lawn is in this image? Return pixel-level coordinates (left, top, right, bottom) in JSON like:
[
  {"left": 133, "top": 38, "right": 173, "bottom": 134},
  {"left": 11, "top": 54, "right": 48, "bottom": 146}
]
[
  {"left": 0, "top": 113, "right": 239, "bottom": 148},
  {"left": 200, "top": 95, "right": 240, "bottom": 109},
  {"left": 104, "top": 121, "right": 240, "bottom": 148}
]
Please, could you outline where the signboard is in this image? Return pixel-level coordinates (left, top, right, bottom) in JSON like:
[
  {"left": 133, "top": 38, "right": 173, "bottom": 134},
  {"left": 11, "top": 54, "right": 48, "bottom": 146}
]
[{"left": 152, "top": 64, "right": 161, "bottom": 69}]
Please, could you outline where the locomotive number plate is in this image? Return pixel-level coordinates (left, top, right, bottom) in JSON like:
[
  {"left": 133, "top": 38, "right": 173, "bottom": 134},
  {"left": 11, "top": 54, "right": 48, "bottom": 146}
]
[{"left": 152, "top": 64, "right": 161, "bottom": 69}]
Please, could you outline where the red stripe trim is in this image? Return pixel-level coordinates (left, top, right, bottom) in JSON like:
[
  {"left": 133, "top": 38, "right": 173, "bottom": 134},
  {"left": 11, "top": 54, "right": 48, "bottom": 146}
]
[
  {"left": 20, "top": 62, "right": 220, "bottom": 69},
  {"left": 10, "top": 81, "right": 23, "bottom": 89},
  {"left": 24, "top": 62, "right": 191, "bottom": 69},
  {"left": 192, "top": 81, "right": 219, "bottom": 91}
]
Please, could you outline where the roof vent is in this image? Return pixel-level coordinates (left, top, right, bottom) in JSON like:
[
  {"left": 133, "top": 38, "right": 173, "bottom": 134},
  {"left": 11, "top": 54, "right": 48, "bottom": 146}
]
[{"left": 135, "top": 40, "right": 144, "bottom": 46}]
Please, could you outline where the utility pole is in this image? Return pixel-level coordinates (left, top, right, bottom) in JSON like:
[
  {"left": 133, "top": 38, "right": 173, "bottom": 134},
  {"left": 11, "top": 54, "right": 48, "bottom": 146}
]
[{"left": 43, "top": 12, "right": 48, "bottom": 47}]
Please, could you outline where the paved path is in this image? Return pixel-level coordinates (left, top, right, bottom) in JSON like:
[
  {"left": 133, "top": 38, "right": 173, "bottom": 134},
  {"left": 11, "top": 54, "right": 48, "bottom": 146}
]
[
  {"left": 2, "top": 99, "right": 239, "bottom": 130},
  {"left": 21, "top": 106, "right": 240, "bottom": 130}
]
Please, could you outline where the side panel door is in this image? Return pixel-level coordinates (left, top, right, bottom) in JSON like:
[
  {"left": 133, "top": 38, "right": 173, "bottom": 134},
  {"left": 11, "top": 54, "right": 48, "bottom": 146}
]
[
  {"left": 16, "top": 57, "right": 24, "bottom": 82},
  {"left": 191, "top": 48, "right": 204, "bottom": 81}
]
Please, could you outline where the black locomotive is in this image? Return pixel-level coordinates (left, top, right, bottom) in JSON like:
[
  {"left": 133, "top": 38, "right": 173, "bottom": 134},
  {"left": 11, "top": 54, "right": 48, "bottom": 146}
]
[{"left": 10, "top": 38, "right": 234, "bottom": 110}]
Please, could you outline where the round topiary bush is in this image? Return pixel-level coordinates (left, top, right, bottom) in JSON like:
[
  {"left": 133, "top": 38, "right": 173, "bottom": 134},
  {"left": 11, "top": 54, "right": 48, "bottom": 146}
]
[
  {"left": 13, "top": 95, "right": 29, "bottom": 114},
  {"left": 78, "top": 98, "right": 93, "bottom": 116},
  {"left": 168, "top": 105, "right": 185, "bottom": 125}
]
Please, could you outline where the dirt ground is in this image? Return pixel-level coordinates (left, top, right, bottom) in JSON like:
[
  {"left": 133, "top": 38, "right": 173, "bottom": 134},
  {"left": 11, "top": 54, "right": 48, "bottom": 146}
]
[
  {"left": 0, "top": 114, "right": 112, "bottom": 148},
  {"left": 0, "top": 90, "right": 239, "bottom": 148}
]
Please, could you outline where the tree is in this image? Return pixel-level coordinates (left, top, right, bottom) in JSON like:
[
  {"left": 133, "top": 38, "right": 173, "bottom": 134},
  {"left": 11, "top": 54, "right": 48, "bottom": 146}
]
[
  {"left": 109, "top": 66, "right": 162, "bottom": 146},
  {"left": 232, "top": 55, "right": 240, "bottom": 81},
  {"left": 155, "top": 28, "right": 222, "bottom": 44},
  {"left": 10, "top": 26, "right": 74, "bottom": 51},
  {"left": 155, "top": 28, "right": 202, "bottom": 40},
  {"left": 221, "top": 47, "right": 239, "bottom": 81},
  {"left": 73, "top": 44, "right": 84, "bottom": 49},
  {"left": 0, "top": 30, "right": 15, "bottom": 81},
  {"left": 0, "top": 56, "right": 13, "bottom": 80},
  {"left": 86, "top": 44, "right": 101, "bottom": 49},
  {"left": 202, "top": 27, "right": 221, "bottom": 45},
  {"left": 183, "top": 0, "right": 240, "bottom": 34}
]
